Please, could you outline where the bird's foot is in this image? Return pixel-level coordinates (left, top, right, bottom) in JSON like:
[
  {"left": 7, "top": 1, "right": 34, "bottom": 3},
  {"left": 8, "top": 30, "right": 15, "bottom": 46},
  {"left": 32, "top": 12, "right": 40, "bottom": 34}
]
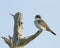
[{"left": 38, "top": 29, "right": 43, "bottom": 32}]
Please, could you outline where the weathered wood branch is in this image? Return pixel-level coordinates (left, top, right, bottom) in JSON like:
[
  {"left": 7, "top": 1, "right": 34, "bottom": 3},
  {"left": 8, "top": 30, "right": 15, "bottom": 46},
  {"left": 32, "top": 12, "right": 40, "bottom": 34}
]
[
  {"left": 19, "top": 30, "right": 42, "bottom": 46},
  {"left": 10, "top": 12, "right": 24, "bottom": 48},
  {"left": 1, "top": 36, "right": 12, "bottom": 47},
  {"left": 2, "top": 12, "right": 42, "bottom": 48}
]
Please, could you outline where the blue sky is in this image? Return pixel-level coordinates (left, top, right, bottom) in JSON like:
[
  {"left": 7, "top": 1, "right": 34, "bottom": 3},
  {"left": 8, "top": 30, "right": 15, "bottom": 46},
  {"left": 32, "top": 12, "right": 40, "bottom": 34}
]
[{"left": 0, "top": 0, "right": 60, "bottom": 48}]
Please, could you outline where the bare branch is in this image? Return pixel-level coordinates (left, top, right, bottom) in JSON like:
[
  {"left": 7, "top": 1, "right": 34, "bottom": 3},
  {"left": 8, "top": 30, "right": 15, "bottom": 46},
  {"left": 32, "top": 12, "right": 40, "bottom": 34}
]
[
  {"left": 9, "top": 13, "right": 14, "bottom": 16},
  {"left": 1, "top": 36, "right": 11, "bottom": 47},
  {"left": 19, "top": 30, "right": 42, "bottom": 46},
  {"left": 2, "top": 12, "right": 42, "bottom": 48}
]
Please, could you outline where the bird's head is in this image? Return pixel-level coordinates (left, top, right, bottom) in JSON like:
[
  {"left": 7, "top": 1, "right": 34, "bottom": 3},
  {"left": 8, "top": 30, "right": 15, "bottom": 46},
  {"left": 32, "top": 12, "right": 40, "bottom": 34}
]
[{"left": 35, "top": 15, "right": 41, "bottom": 20}]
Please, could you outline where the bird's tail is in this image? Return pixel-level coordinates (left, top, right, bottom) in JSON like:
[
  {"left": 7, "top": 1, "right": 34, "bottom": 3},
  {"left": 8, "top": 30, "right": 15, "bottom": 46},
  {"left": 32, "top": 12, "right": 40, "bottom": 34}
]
[
  {"left": 47, "top": 28, "right": 56, "bottom": 35},
  {"left": 50, "top": 31, "right": 56, "bottom": 35}
]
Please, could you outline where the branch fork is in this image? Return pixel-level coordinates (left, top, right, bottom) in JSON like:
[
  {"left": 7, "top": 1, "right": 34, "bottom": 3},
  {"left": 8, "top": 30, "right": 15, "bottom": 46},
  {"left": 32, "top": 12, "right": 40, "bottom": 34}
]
[{"left": 2, "top": 12, "right": 42, "bottom": 48}]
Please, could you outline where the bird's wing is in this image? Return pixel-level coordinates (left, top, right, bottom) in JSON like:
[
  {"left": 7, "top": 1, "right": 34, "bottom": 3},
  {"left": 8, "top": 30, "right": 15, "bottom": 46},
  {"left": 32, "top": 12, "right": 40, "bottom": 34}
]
[
  {"left": 37, "top": 20, "right": 56, "bottom": 35},
  {"left": 38, "top": 20, "right": 49, "bottom": 28}
]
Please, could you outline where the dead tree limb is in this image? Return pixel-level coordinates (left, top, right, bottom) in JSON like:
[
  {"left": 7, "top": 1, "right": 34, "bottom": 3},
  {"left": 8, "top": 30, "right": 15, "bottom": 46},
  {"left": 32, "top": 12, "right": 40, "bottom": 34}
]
[
  {"left": 2, "top": 12, "right": 42, "bottom": 48},
  {"left": 20, "top": 30, "right": 42, "bottom": 46}
]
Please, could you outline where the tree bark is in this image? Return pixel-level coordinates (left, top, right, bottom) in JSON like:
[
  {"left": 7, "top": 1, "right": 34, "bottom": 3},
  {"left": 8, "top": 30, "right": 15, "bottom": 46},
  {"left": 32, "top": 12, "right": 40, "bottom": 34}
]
[{"left": 1, "top": 12, "right": 42, "bottom": 48}]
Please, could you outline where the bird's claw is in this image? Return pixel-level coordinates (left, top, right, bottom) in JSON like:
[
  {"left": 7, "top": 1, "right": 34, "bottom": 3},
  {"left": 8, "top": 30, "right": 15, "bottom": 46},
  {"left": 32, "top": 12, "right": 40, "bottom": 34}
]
[{"left": 38, "top": 29, "right": 42, "bottom": 32}]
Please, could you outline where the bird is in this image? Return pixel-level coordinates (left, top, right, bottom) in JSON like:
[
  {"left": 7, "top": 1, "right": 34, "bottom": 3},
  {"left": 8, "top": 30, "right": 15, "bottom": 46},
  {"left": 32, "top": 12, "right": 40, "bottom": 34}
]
[{"left": 34, "top": 15, "right": 56, "bottom": 35}]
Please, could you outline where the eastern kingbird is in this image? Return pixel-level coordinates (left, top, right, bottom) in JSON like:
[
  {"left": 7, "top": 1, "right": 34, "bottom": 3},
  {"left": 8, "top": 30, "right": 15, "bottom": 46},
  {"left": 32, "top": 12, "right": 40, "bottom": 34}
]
[{"left": 34, "top": 15, "right": 56, "bottom": 35}]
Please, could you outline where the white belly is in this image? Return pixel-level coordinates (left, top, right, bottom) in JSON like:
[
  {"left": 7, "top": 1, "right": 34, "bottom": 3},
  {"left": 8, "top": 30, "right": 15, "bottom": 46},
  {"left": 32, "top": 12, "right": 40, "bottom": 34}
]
[{"left": 34, "top": 21, "right": 46, "bottom": 30}]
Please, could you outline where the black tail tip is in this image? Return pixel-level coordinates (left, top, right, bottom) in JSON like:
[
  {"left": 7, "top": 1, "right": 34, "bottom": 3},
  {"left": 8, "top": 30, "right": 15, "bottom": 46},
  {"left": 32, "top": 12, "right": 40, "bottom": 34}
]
[{"left": 51, "top": 32, "right": 56, "bottom": 35}]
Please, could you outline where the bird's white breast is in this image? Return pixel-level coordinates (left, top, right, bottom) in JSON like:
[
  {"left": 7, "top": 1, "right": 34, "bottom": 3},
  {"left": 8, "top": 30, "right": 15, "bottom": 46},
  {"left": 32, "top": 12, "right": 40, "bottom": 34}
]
[{"left": 34, "top": 20, "right": 46, "bottom": 30}]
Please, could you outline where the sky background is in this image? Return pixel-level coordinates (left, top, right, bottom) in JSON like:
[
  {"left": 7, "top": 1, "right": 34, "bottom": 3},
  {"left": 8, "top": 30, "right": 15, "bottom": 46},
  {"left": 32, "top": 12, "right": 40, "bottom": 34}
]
[{"left": 0, "top": 0, "right": 60, "bottom": 48}]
